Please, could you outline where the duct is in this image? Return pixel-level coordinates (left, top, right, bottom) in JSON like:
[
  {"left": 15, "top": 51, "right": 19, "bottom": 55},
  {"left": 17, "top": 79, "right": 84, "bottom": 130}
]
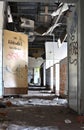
[
  {"left": 57, "top": 38, "right": 62, "bottom": 48},
  {"left": 51, "top": 3, "right": 69, "bottom": 17},
  {"left": 57, "top": 34, "right": 67, "bottom": 48},
  {"left": 50, "top": 3, "right": 69, "bottom": 34},
  {"left": 7, "top": 5, "right": 13, "bottom": 23},
  {"left": 20, "top": 17, "right": 34, "bottom": 29},
  {"left": 42, "top": 3, "right": 69, "bottom": 35},
  {"left": 28, "top": 32, "right": 35, "bottom": 42},
  {"left": 42, "top": 23, "right": 62, "bottom": 35}
]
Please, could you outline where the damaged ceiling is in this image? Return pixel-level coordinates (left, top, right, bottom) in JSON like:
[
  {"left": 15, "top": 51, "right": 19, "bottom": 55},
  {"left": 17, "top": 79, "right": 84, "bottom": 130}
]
[{"left": 6, "top": 1, "right": 73, "bottom": 59}]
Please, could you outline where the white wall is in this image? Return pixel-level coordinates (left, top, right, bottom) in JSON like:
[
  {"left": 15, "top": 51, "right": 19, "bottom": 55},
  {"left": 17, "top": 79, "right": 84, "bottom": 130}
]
[
  {"left": 50, "top": 66, "right": 54, "bottom": 91},
  {"left": 45, "top": 42, "right": 67, "bottom": 69},
  {"left": 28, "top": 57, "right": 44, "bottom": 84},
  {"left": 28, "top": 68, "right": 33, "bottom": 83},
  {"left": 55, "top": 63, "right": 60, "bottom": 95},
  {"left": 28, "top": 57, "right": 44, "bottom": 68},
  {"left": 43, "top": 62, "right": 46, "bottom": 86},
  {"left": 34, "top": 67, "right": 40, "bottom": 85}
]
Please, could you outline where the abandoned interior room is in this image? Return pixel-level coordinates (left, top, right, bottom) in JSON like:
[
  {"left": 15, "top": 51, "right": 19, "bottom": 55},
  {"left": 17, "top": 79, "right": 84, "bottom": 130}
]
[{"left": 0, "top": 0, "right": 84, "bottom": 129}]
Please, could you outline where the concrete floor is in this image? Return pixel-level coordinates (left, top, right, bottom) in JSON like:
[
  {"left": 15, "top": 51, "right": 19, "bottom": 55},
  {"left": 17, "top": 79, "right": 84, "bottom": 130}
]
[{"left": 0, "top": 88, "right": 83, "bottom": 130}]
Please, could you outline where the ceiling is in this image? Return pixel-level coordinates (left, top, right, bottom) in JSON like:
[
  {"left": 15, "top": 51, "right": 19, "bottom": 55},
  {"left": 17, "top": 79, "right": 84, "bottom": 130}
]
[{"left": 6, "top": 1, "right": 72, "bottom": 59}]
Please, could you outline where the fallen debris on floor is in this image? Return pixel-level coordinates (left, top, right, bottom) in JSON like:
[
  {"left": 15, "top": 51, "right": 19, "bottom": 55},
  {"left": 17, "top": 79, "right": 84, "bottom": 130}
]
[
  {"left": 6, "top": 124, "right": 59, "bottom": 130},
  {"left": 64, "top": 119, "right": 72, "bottom": 124},
  {"left": 4, "top": 98, "right": 67, "bottom": 107},
  {"left": 0, "top": 122, "right": 59, "bottom": 130}
]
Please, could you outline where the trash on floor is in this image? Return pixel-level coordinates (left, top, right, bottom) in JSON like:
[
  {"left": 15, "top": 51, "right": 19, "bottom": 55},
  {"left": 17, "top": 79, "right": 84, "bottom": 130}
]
[
  {"left": 16, "top": 109, "right": 22, "bottom": 112},
  {"left": 64, "top": 119, "right": 72, "bottom": 124},
  {"left": 6, "top": 124, "right": 59, "bottom": 130},
  {"left": 4, "top": 98, "right": 67, "bottom": 107}
]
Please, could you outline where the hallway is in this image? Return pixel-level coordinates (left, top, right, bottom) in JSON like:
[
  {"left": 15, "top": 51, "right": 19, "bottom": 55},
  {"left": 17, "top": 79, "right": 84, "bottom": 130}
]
[{"left": 0, "top": 0, "right": 83, "bottom": 129}]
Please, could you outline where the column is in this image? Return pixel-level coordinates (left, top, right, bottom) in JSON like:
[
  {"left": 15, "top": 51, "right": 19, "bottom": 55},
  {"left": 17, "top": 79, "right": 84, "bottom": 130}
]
[
  {"left": 0, "top": 2, "right": 6, "bottom": 97},
  {"left": 77, "top": 0, "right": 84, "bottom": 114}
]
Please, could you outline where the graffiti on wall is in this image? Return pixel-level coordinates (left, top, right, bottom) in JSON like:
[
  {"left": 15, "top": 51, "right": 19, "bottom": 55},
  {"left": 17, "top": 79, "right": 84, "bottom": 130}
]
[
  {"left": 7, "top": 51, "right": 25, "bottom": 60},
  {"left": 69, "top": 9, "right": 78, "bottom": 65},
  {"left": 69, "top": 41, "right": 78, "bottom": 65},
  {"left": 3, "top": 30, "right": 28, "bottom": 88},
  {"left": 6, "top": 64, "right": 28, "bottom": 81}
]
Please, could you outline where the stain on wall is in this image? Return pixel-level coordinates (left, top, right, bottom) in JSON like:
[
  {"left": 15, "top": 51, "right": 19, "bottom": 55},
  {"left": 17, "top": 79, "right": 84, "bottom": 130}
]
[
  {"left": 3, "top": 30, "right": 28, "bottom": 90},
  {"left": 60, "top": 57, "right": 67, "bottom": 96},
  {"left": 67, "top": 6, "right": 78, "bottom": 111},
  {"left": 46, "top": 67, "right": 51, "bottom": 90}
]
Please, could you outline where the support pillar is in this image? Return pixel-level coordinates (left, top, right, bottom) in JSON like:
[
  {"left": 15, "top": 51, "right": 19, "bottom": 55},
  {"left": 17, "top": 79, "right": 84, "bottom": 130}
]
[
  {"left": 68, "top": 0, "right": 84, "bottom": 114},
  {"left": 77, "top": 0, "right": 84, "bottom": 114},
  {"left": 0, "top": 2, "right": 6, "bottom": 97},
  {"left": 67, "top": 4, "right": 78, "bottom": 112}
]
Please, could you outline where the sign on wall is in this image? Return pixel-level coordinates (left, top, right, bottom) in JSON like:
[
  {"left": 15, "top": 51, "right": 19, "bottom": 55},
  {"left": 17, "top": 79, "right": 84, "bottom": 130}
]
[{"left": 3, "top": 30, "right": 28, "bottom": 88}]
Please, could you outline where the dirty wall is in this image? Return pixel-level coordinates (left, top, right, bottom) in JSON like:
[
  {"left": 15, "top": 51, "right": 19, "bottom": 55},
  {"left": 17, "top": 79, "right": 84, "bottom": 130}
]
[
  {"left": 3, "top": 30, "right": 28, "bottom": 95},
  {"left": 67, "top": 5, "right": 78, "bottom": 111},
  {"left": 60, "top": 57, "right": 67, "bottom": 96},
  {"left": 46, "top": 67, "right": 51, "bottom": 90}
]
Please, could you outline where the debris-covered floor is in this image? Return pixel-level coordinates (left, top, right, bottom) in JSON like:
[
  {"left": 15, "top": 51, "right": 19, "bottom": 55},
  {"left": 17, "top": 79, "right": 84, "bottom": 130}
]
[{"left": 0, "top": 90, "right": 83, "bottom": 130}]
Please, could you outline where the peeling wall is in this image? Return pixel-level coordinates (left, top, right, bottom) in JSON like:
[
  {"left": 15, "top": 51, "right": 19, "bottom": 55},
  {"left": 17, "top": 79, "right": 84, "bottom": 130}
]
[{"left": 3, "top": 30, "right": 28, "bottom": 94}]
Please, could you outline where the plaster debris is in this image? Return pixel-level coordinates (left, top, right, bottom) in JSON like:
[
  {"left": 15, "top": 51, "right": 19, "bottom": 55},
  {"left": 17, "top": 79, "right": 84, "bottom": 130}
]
[
  {"left": 16, "top": 109, "right": 22, "bottom": 112},
  {"left": 6, "top": 124, "right": 59, "bottom": 130},
  {"left": 64, "top": 119, "right": 72, "bottom": 124},
  {"left": 5, "top": 98, "right": 67, "bottom": 107}
]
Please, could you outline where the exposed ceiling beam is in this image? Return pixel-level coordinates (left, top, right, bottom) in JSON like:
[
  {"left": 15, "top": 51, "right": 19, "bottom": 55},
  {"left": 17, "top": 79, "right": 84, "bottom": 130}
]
[
  {"left": 44, "top": 6, "right": 48, "bottom": 22},
  {"left": 3, "top": 0, "right": 78, "bottom": 3}
]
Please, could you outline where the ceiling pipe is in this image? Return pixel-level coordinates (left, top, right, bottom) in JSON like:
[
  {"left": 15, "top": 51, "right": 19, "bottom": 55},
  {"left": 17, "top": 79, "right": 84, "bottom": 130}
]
[
  {"left": 42, "top": 3, "right": 69, "bottom": 35},
  {"left": 50, "top": 3, "right": 69, "bottom": 34}
]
